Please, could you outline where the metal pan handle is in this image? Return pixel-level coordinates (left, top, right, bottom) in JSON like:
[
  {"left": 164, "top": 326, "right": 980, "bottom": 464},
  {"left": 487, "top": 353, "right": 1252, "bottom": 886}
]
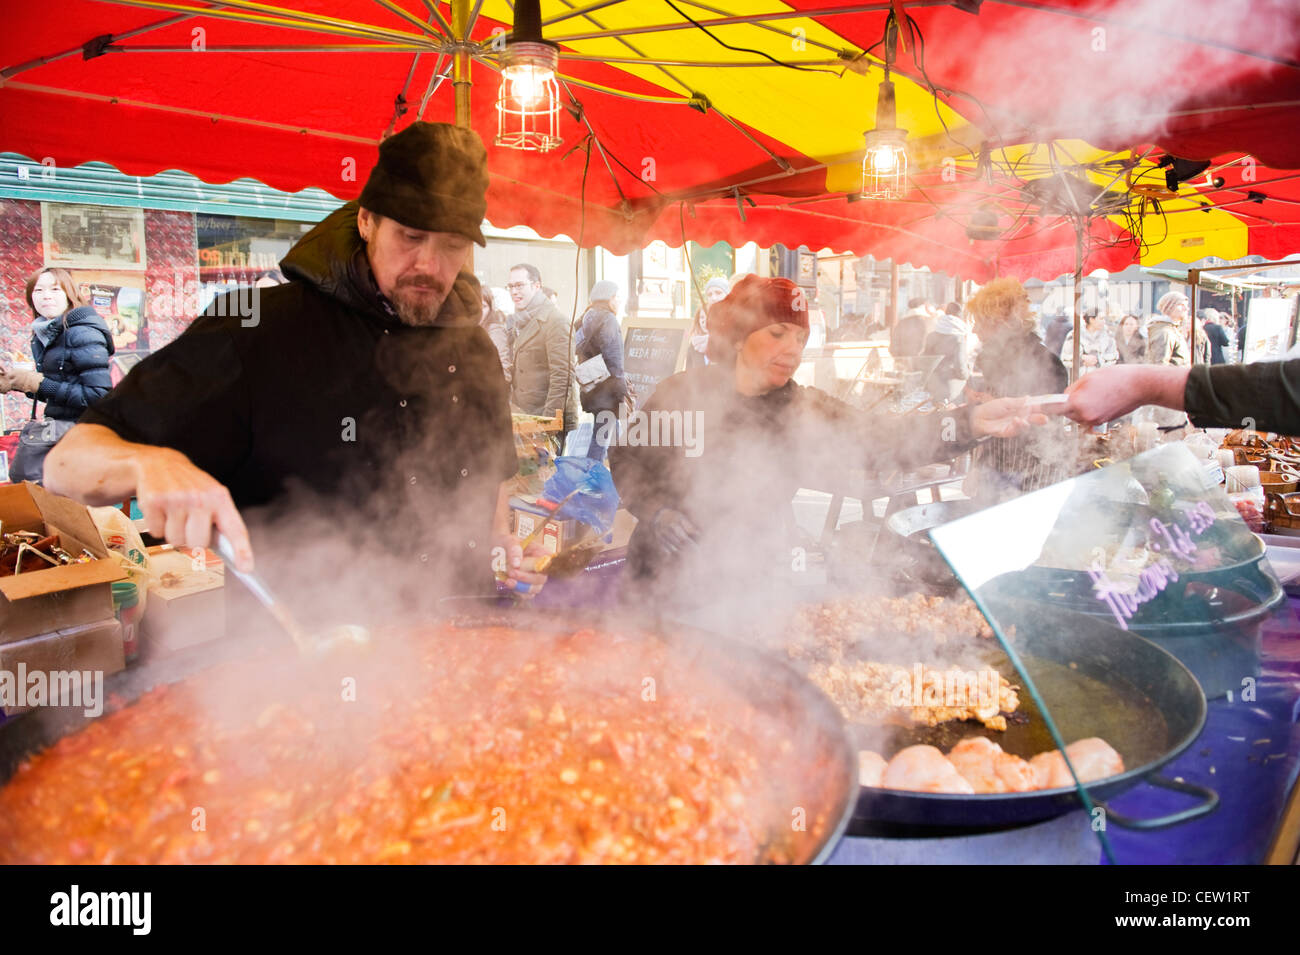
[{"left": 1098, "top": 773, "right": 1219, "bottom": 830}]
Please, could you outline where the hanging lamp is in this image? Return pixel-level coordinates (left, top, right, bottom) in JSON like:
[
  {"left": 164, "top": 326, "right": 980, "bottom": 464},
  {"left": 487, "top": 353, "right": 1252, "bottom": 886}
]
[
  {"left": 861, "top": 12, "right": 909, "bottom": 199},
  {"left": 495, "top": 0, "right": 562, "bottom": 152}
]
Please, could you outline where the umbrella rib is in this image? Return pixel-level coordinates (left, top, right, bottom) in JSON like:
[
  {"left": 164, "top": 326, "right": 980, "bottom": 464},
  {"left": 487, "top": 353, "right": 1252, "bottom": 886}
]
[
  {"left": 668, "top": 159, "right": 833, "bottom": 204},
  {"left": 555, "top": 78, "right": 633, "bottom": 205},
  {"left": 675, "top": 0, "right": 850, "bottom": 56},
  {"left": 476, "top": 53, "right": 644, "bottom": 201},
  {"left": 545, "top": 71, "right": 689, "bottom": 104},
  {"left": 711, "top": 108, "right": 794, "bottom": 173},
  {"left": 372, "top": 0, "right": 444, "bottom": 38},
  {"left": 1087, "top": 146, "right": 1156, "bottom": 208},
  {"left": 546, "top": 3, "right": 950, "bottom": 43},
  {"left": 2, "top": 9, "right": 208, "bottom": 78},
  {"left": 464, "top": 0, "right": 488, "bottom": 38},
  {"left": 557, "top": 52, "right": 846, "bottom": 67},
  {"left": 415, "top": 0, "right": 454, "bottom": 38},
  {"left": 471, "top": 47, "right": 687, "bottom": 103},
  {"left": 93, "top": 0, "right": 436, "bottom": 46},
  {"left": 552, "top": 0, "right": 694, "bottom": 99},
  {"left": 544, "top": 0, "right": 633, "bottom": 27},
  {"left": 988, "top": 0, "right": 1300, "bottom": 70},
  {"left": 106, "top": 43, "right": 437, "bottom": 51},
  {"left": 5, "top": 79, "right": 378, "bottom": 146},
  {"left": 551, "top": 0, "right": 797, "bottom": 176},
  {"left": 383, "top": 11, "right": 444, "bottom": 137},
  {"left": 417, "top": 51, "right": 452, "bottom": 119},
  {"left": 1159, "top": 200, "right": 1280, "bottom": 225}
]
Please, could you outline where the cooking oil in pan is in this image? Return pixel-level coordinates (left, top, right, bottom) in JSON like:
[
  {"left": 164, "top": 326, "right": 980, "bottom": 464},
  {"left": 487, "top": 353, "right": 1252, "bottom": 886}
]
[{"left": 866, "top": 656, "right": 1169, "bottom": 769}]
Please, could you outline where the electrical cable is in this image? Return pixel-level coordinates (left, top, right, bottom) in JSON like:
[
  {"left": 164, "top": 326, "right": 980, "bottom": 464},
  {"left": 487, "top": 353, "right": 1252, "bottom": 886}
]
[
  {"left": 679, "top": 200, "right": 709, "bottom": 338},
  {"left": 563, "top": 134, "right": 594, "bottom": 447},
  {"left": 660, "top": 0, "right": 844, "bottom": 75},
  {"left": 897, "top": 10, "right": 977, "bottom": 161}
]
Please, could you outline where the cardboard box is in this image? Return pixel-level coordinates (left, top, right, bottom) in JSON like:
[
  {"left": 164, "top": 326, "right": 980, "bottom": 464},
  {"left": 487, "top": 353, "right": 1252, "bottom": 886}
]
[
  {"left": 146, "top": 544, "right": 224, "bottom": 576},
  {"left": 0, "top": 617, "right": 124, "bottom": 716},
  {"left": 603, "top": 507, "right": 636, "bottom": 550},
  {"left": 0, "top": 483, "right": 127, "bottom": 644},
  {"left": 510, "top": 496, "right": 579, "bottom": 557},
  {"left": 142, "top": 560, "right": 225, "bottom": 655}
]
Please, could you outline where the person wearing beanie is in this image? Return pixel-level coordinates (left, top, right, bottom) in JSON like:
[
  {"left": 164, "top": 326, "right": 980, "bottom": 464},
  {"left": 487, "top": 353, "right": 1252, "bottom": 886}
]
[
  {"left": 46, "top": 120, "right": 548, "bottom": 614},
  {"left": 573, "top": 280, "right": 628, "bottom": 460},
  {"left": 608, "top": 274, "right": 1044, "bottom": 619},
  {"left": 1143, "top": 289, "right": 1193, "bottom": 430},
  {"left": 1149, "top": 291, "right": 1190, "bottom": 367},
  {"left": 686, "top": 276, "right": 731, "bottom": 369}
]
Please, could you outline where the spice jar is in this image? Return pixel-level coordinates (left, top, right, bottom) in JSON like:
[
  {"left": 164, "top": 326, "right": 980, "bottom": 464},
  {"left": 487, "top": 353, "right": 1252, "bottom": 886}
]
[{"left": 112, "top": 580, "right": 142, "bottom": 663}]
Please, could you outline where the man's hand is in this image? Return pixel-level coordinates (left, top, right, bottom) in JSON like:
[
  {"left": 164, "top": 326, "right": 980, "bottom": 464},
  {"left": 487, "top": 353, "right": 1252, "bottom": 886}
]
[
  {"left": 134, "top": 447, "right": 254, "bottom": 570},
  {"left": 1082, "top": 353, "right": 1099, "bottom": 368},
  {"left": 651, "top": 508, "right": 700, "bottom": 556},
  {"left": 969, "top": 397, "right": 1048, "bottom": 439},
  {"left": 495, "top": 534, "right": 549, "bottom": 598},
  {"left": 1063, "top": 365, "right": 1190, "bottom": 427}
]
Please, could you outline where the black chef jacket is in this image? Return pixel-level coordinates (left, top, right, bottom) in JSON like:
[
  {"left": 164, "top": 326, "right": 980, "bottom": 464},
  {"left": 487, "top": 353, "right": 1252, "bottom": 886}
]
[{"left": 81, "top": 204, "right": 517, "bottom": 621}]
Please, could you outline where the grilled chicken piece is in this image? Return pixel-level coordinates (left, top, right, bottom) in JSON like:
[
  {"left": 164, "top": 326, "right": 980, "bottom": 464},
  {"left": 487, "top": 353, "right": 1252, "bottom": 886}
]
[
  {"left": 947, "top": 737, "right": 1036, "bottom": 794},
  {"left": 858, "top": 751, "right": 888, "bottom": 788},
  {"left": 806, "top": 662, "right": 1019, "bottom": 732},
  {"left": 881, "top": 745, "right": 974, "bottom": 794},
  {"left": 1030, "top": 738, "right": 1125, "bottom": 789}
]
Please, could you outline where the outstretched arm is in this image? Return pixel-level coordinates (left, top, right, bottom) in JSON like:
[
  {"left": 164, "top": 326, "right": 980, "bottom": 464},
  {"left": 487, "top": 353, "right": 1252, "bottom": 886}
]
[{"left": 45, "top": 424, "right": 255, "bottom": 571}]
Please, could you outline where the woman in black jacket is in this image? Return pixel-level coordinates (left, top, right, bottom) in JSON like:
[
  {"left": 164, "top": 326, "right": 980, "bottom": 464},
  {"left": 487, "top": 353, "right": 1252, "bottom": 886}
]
[
  {"left": 0, "top": 268, "right": 114, "bottom": 481},
  {"left": 608, "top": 275, "right": 1040, "bottom": 619},
  {"left": 965, "top": 278, "right": 1068, "bottom": 503}
]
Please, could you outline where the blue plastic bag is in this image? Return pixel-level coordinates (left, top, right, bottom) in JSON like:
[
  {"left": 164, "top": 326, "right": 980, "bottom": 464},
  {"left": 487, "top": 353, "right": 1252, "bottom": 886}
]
[{"left": 541, "top": 457, "right": 620, "bottom": 533}]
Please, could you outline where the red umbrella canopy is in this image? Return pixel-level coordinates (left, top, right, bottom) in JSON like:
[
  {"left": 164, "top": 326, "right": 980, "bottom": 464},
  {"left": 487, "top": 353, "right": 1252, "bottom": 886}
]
[
  {"left": 650, "top": 142, "right": 1300, "bottom": 280},
  {"left": 1, "top": 0, "right": 1298, "bottom": 274}
]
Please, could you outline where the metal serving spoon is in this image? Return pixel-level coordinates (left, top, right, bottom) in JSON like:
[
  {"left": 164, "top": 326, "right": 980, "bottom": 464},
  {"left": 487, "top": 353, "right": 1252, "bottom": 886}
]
[{"left": 215, "top": 535, "right": 370, "bottom": 657}]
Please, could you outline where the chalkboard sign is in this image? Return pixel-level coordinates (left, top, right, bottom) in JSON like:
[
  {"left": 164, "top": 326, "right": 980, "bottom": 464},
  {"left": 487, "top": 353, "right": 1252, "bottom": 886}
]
[{"left": 622, "top": 322, "right": 688, "bottom": 406}]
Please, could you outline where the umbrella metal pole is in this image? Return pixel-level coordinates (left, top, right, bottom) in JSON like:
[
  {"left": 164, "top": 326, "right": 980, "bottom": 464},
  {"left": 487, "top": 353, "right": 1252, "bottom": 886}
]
[
  {"left": 452, "top": 0, "right": 471, "bottom": 129},
  {"left": 451, "top": 0, "right": 474, "bottom": 270}
]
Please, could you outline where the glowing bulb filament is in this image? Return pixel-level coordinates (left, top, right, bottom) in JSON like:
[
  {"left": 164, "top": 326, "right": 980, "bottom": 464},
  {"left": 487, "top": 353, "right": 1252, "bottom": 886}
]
[
  {"left": 505, "top": 64, "right": 552, "bottom": 108},
  {"left": 870, "top": 145, "right": 899, "bottom": 174}
]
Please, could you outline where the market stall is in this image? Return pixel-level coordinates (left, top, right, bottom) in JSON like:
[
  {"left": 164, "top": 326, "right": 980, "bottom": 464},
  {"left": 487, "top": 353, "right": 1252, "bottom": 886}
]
[{"left": 2, "top": 0, "right": 1299, "bottom": 871}]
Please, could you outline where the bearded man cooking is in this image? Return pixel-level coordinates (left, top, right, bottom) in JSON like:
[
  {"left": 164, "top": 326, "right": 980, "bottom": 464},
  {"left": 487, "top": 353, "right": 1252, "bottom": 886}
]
[{"left": 45, "top": 123, "right": 546, "bottom": 625}]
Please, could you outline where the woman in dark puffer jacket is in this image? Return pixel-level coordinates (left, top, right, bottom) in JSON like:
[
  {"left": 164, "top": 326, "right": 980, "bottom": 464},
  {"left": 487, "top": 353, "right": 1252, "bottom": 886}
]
[{"left": 0, "top": 268, "right": 114, "bottom": 481}]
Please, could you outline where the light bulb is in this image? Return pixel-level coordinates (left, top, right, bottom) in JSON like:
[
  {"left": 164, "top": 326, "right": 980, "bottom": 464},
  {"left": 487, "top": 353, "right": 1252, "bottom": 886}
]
[
  {"left": 870, "top": 145, "right": 898, "bottom": 174},
  {"left": 505, "top": 64, "right": 550, "bottom": 108}
]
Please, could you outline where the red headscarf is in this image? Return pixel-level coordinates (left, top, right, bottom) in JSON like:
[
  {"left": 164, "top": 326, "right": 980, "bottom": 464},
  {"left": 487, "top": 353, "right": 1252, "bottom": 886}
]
[{"left": 705, "top": 275, "right": 810, "bottom": 363}]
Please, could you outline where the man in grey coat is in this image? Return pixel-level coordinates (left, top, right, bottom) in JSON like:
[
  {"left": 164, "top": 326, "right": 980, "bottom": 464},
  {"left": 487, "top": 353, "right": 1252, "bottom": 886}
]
[{"left": 507, "top": 263, "right": 579, "bottom": 432}]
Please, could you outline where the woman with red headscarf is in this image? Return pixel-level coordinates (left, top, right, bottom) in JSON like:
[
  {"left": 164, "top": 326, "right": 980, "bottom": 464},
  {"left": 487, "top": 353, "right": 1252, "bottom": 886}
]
[{"left": 608, "top": 275, "right": 1041, "bottom": 618}]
